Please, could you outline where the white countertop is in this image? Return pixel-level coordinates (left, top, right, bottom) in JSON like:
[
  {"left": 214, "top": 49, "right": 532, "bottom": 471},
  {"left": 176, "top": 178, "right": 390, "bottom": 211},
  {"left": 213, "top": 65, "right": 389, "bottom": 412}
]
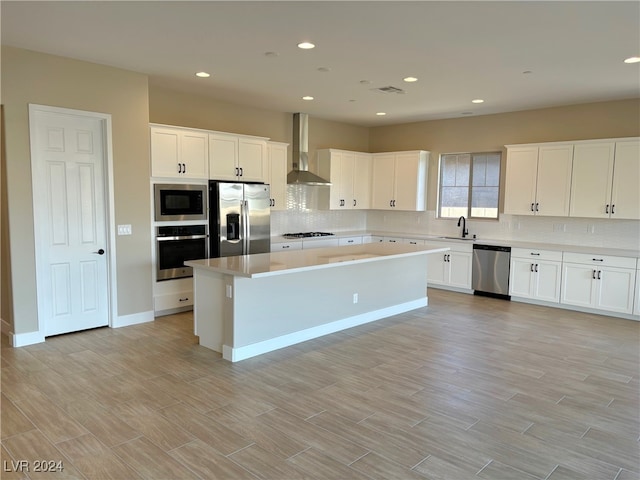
[
  {"left": 272, "top": 231, "right": 640, "bottom": 258},
  {"left": 186, "top": 243, "right": 449, "bottom": 278}
]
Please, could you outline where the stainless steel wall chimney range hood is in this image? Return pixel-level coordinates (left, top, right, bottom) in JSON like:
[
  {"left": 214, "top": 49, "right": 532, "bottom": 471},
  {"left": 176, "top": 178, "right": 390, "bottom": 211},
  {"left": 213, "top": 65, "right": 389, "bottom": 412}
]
[{"left": 287, "top": 113, "right": 331, "bottom": 185}]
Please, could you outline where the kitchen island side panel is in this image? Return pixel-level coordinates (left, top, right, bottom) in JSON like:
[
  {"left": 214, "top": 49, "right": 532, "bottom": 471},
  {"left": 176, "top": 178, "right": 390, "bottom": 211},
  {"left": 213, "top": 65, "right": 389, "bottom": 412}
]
[{"left": 231, "top": 255, "right": 427, "bottom": 348}]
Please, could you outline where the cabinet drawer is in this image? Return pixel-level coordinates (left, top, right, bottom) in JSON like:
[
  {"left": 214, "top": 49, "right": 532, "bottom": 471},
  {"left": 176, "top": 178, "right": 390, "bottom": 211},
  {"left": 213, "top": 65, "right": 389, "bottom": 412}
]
[
  {"left": 339, "top": 236, "right": 363, "bottom": 246},
  {"left": 512, "top": 248, "right": 563, "bottom": 262},
  {"left": 383, "top": 236, "right": 404, "bottom": 243},
  {"left": 154, "top": 291, "right": 193, "bottom": 311},
  {"left": 562, "top": 252, "right": 637, "bottom": 268},
  {"left": 404, "top": 238, "right": 425, "bottom": 246},
  {"left": 303, "top": 238, "right": 340, "bottom": 249},
  {"left": 271, "top": 242, "right": 303, "bottom": 252}
]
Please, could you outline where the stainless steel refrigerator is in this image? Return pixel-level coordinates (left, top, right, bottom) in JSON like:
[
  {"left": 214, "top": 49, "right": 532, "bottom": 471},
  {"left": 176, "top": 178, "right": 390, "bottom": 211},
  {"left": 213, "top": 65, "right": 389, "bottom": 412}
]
[{"left": 209, "top": 181, "right": 271, "bottom": 258}]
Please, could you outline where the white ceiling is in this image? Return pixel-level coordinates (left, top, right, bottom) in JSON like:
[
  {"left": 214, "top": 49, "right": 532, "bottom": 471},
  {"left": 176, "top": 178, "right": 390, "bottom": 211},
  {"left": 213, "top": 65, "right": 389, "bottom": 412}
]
[{"left": 2, "top": 1, "right": 639, "bottom": 127}]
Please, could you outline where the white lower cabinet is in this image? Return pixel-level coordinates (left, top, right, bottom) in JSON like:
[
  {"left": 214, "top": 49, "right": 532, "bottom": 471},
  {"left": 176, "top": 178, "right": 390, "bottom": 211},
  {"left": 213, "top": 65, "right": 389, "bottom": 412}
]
[
  {"left": 338, "top": 236, "right": 363, "bottom": 246},
  {"left": 154, "top": 277, "right": 194, "bottom": 316},
  {"left": 427, "top": 242, "right": 473, "bottom": 290},
  {"left": 561, "top": 253, "right": 636, "bottom": 315},
  {"left": 509, "top": 248, "right": 562, "bottom": 303},
  {"left": 270, "top": 241, "right": 303, "bottom": 252}
]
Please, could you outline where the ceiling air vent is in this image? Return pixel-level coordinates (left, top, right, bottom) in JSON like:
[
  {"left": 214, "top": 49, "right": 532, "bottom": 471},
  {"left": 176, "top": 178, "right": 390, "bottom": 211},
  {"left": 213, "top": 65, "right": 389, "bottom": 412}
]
[{"left": 372, "top": 85, "right": 406, "bottom": 94}]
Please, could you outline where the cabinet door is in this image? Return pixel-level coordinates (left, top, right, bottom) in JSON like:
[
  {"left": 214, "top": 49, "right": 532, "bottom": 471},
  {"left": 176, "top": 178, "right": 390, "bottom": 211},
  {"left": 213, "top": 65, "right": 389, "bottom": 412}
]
[
  {"left": 180, "top": 131, "right": 208, "bottom": 179},
  {"left": 371, "top": 154, "right": 395, "bottom": 209},
  {"left": 535, "top": 145, "right": 573, "bottom": 216},
  {"left": 503, "top": 147, "right": 538, "bottom": 215},
  {"left": 267, "top": 142, "right": 288, "bottom": 211},
  {"left": 610, "top": 140, "right": 640, "bottom": 220},
  {"left": 394, "top": 152, "right": 426, "bottom": 211},
  {"left": 448, "top": 251, "right": 472, "bottom": 289},
  {"left": 238, "top": 137, "right": 266, "bottom": 182},
  {"left": 510, "top": 258, "right": 535, "bottom": 298},
  {"left": 340, "top": 152, "right": 356, "bottom": 209},
  {"left": 596, "top": 267, "right": 635, "bottom": 314},
  {"left": 569, "top": 142, "right": 615, "bottom": 218},
  {"left": 561, "top": 263, "right": 596, "bottom": 308},
  {"left": 427, "top": 252, "right": 447, "bottom": 286},
  {"left": 150, "top": 127, "right": 181, "bottom": 178},
  {"left": 353, "top": 153, "right": 372, "bottom": 209},
  {"left": 533, "top": 261, "right": 562, "bottom": 303},
  {"left": 209, "top": 133, "right": 239, "bottom": 181},
  {"left": 327, "top": 151, "right": 344, "bottom": 209}
]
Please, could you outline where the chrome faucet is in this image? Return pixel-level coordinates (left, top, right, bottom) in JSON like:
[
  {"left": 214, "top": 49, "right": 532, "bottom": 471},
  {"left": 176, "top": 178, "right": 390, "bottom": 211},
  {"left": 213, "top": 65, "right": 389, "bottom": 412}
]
[{"left": 457, "top": 216, "right": 469, "bottom": 238}]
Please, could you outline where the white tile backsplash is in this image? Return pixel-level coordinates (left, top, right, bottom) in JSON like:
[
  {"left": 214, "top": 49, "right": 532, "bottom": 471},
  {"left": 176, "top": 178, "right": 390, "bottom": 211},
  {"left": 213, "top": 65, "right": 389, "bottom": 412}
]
[
  {"left": 274, "top": 186, "right": 639, "bottom": 249},
  {"left": 365, "top": 210, "right": 640, "bottom": 250}
]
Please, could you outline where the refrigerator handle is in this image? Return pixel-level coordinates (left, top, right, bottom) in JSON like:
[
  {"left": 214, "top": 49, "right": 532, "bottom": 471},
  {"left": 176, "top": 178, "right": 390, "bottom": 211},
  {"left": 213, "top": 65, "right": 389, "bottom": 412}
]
[{"left": 241, "top": 200, "right": 249, "bottom": 254}]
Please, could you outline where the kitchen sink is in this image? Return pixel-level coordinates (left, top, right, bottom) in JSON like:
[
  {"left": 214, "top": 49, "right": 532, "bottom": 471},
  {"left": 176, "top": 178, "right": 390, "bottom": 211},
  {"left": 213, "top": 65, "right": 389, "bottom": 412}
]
[{"left": 438, "top": 236, "right": 476, "bottom": 241}]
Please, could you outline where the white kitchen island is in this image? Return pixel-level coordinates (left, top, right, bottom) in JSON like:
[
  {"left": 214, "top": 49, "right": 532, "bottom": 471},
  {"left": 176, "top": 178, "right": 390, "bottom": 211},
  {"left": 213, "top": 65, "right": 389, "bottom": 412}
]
[{"left": 186, "top": 242, "right": 448, "bottom": 362}]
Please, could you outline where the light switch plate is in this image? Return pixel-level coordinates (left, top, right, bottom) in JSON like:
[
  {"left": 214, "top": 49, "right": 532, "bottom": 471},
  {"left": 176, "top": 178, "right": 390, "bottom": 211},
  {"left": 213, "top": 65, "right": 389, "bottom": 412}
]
[{"left": 117, "top": 224, "right": 132, "bottom": 235}]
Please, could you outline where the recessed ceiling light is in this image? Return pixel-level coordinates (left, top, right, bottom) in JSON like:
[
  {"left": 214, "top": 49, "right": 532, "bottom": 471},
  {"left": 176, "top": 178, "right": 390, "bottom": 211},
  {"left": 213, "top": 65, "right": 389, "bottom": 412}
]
[
  {"left": 359, "top": 80, "right": 372, "bottom": 85},
  {"left": 264, "top": 51, "right": 279, "bottom": 57},
  {"left": 522, "top": 70, "right": 533, "bottom": 74},
  {"left": 624, "top": 56, "right": 640, "bottom": 64},
  {"left": 376, "top": 112, "right": 387, "bottom": 116},
  {"left": 403, "top": 76, "right": 418, "bottom": 83},
  {"left": 195, "top": 72, "right": 210, "bottom": 78},
  {"left": 317, "top": 67, "right": 331, "bottom": 72},
  {"left": 302, "top": 96, "right": 314, "bottom": 101},
  {"left": 297, "top": 42, "right": 315, "bottom": 49},
  {"left": 472, "top": 99, "right": 484, "bottom": 104}
]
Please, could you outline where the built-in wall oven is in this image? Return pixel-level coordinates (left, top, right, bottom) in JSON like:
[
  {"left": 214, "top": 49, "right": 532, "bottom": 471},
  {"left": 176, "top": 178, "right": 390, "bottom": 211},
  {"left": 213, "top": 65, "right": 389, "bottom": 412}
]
[
  {"left": 156, "top": 225, "right": 207, "bottom": 281},
  {"left": 154, "top": 183, "right": 207, "bottom": 222}
]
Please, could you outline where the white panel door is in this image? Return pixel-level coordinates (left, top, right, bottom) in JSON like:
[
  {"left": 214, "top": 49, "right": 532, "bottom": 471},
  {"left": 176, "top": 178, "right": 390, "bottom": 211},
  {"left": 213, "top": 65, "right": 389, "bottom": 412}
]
[
  {"left": 209, "top": 133, "right": 239, "bottom": 181},
  {"left": 238, "top": 137, "right": 266, "bottom": 182},
  {"left": 533, "top": 261, "right": 562, "bottom": 303},
  {"left": 30, "top": 106, "right": 109, "bottom": 336},
  {"left": 371, "top": 153, "right": 395, "bottom": 209}
]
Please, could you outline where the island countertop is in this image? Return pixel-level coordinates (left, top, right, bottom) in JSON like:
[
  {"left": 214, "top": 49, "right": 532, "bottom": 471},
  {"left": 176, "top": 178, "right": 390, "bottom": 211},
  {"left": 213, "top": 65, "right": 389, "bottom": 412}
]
[{"left": 186, "top": 242, "right": 449, "bottom": 278}]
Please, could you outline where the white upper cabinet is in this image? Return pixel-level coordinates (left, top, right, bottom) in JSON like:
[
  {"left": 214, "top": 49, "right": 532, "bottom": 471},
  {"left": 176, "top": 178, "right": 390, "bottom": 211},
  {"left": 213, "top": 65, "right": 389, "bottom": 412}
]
[
  {"left": 209, "top": 132, "right": 268, "bottom": 182},
  {"left": 569, "top": 142, "right": 616, "bottom": 218},
  {"left": 371, "top": 151, "right": 428, "bottom": 211},
  {"left": 266, "top": 141, "right": 288, "bottom": 211},
  {"left": 317, "top": 149, "right": 372, "bottom": 210},
  {"left": 570, "top": 139, "right": 640, "bottom": 220},
  {"left": 503, "top": 143, "right": 573, "bottom": 216},
  {"left": 150, "top": 125, "right": 208, "bottom": 179}
]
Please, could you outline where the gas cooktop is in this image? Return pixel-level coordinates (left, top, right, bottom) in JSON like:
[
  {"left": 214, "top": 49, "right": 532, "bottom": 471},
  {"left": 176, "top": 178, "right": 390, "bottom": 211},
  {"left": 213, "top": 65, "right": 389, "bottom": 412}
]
[{"left": 282, "top": 232, "right": 335, "bottom": 239}]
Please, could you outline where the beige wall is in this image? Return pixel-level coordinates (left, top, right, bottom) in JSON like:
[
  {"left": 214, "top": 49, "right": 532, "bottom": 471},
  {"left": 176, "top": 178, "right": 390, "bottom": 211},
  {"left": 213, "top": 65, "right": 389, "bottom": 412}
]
[
  {"left": 149, "top": 85, "right": 370, "bottom": 171},
  {"left": 370, "top": 99, "right": 640, "bottom": 210},
  {"left": 1, "top": 106, "right": 12, "bottom": 328},
  {"left": 1, "top": 46, "right": 151, "bottom": 335}
]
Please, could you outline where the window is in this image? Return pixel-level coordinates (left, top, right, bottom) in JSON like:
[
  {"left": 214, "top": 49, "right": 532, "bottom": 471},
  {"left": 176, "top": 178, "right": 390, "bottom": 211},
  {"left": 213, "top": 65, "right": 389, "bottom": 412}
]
[{"left": 438, "top": 152, "right": 501, "bottom": 219}]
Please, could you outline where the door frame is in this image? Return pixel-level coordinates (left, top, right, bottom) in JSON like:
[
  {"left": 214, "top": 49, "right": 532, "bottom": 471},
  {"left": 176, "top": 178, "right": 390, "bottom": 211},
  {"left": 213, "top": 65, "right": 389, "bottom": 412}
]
[{"left": 29, "top": 104, "right": 118, "bottom": 338}]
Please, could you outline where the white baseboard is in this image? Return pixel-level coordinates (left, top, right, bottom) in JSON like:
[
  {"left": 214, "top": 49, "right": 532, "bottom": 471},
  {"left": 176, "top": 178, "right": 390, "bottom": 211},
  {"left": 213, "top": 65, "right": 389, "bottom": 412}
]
[
  {"left": 111, "top": 310, "right": 154, "bottom": 328},
  {"left": 510, "top": 296, "right": 640, "bottom": 321},
  {"left": 9, "top": 329, "right": 46, "bottom": 347},
  {"left": 223, "top": 297, "right": 428, "bottom": 362}
]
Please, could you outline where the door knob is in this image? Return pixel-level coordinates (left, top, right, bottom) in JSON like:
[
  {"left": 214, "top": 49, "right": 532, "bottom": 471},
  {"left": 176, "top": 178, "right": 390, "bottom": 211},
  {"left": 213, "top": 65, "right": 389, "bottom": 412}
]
[{"left": 93, "top": 249, "right": 105, "bottom": 255}]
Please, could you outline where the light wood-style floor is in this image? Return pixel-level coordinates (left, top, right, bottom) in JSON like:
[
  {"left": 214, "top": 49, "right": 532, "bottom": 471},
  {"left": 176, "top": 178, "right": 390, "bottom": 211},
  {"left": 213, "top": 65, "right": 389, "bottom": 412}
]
[{"left": 2, "top": 289, "right": 639, "bottom": 480}]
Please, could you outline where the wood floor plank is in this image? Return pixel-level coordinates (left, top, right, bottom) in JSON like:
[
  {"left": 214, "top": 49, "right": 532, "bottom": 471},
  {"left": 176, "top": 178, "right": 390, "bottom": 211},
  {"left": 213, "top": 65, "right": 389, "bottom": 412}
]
[{"left": 169, "top": 440, "right": 258, "bottom": 479}]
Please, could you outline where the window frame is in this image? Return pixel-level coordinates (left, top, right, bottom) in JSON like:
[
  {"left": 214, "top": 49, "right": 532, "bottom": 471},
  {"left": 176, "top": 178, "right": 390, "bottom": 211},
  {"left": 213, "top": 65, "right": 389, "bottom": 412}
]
[{"left": 437, "top": 150, "right": 502, "bottom": 220}]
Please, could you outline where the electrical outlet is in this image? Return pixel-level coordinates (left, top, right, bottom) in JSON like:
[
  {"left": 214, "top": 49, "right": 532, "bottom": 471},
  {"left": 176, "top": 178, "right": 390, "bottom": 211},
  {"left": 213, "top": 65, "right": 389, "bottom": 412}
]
[
  {"left": 353, "top": 293, "right": 358, "bottom": 304},
  {"left": 552, "top": 223, "right": 566, "bottom": 233},
  {"left": 587, "top": 224, "right": 596, "bottom": 234},
  {"left": 117, "top": 224, "right": 132, "bottom": 235},
  {"left": 226, "top": 285, "right": 233, "bottom": 298}
]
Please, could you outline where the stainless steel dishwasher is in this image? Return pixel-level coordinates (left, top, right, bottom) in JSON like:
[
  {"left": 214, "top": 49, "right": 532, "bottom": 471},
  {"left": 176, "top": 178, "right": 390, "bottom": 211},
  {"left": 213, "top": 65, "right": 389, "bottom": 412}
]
[{"left": 472, "top": 244, "right": 511, "bottom": 299}]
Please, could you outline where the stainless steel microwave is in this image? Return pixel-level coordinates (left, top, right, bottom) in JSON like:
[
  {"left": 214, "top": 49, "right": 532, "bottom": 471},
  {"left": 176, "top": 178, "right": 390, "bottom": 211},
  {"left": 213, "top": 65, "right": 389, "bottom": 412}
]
[{"left": 154, "top": 183, "right": 207, "bottom": 222}]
